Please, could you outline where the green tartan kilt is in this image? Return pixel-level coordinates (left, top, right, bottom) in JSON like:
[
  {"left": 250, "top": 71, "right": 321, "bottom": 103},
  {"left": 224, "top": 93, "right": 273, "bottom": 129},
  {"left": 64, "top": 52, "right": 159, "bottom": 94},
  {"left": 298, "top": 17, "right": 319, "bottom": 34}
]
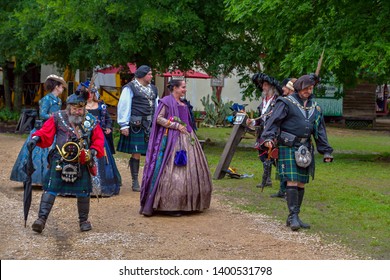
[
  {"left": 44, "top": 163, "right": 92, "bottom": 196},
  {"left": 117, "top": 126, "right": 148, "bottom": 155},
  {"left": 277, "top": 145, "right": 313, "bottom": 184}
]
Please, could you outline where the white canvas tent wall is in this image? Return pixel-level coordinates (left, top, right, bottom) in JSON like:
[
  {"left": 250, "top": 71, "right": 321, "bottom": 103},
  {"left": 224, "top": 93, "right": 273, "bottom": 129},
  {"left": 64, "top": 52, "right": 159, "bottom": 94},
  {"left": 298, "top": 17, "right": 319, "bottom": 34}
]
[{"left": 154, "top": 69, "right": 260, "bottom": 112}]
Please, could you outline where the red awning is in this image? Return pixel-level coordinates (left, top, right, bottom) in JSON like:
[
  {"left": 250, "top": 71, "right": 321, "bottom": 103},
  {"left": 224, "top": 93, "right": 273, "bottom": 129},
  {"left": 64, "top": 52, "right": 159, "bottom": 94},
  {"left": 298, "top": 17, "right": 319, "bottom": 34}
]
[
  {"left": 97, "top": 63, "right": 137, "bottom": 74},
  {"left": 162, "top": 69, "right": 211, "bottom": 79}
]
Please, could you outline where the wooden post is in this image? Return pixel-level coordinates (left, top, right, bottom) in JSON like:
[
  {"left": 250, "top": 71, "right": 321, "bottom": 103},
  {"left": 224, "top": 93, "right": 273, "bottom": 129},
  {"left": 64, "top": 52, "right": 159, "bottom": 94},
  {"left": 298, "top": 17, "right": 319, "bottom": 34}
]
[{"left": 213, "top": 113, "right": 248, "bottom": 180}]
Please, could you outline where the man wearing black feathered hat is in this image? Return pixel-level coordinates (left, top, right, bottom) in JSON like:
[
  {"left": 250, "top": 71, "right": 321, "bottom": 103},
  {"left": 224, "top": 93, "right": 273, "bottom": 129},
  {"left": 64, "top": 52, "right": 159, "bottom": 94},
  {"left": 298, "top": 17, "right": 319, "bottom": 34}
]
[
  {"left": 261, "top": 73, "right": 333, "bottom": 231},
  {"left": 28, "top": 89, "right": 105, "bottom": 234},
  {"left": 247, "top": 73, "right": 282, "bottom": 189}
]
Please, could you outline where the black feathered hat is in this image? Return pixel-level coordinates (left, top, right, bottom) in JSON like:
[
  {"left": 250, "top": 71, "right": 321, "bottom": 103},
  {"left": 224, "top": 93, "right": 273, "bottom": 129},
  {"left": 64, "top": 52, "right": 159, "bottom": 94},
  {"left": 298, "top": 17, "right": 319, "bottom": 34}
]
[
  {"left": 252, "top": 73, "right": 283, "bottom": 95},
  {"left": 67, "top": 89, "right": 89, "bottom": 107}
]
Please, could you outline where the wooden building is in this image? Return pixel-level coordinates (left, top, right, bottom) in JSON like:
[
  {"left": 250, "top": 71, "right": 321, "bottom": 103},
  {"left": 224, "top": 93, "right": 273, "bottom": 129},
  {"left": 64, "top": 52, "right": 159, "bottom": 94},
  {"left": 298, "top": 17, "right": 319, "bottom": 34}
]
[{"left": 343, "top": 83, "right": 377, "bottom": 128}]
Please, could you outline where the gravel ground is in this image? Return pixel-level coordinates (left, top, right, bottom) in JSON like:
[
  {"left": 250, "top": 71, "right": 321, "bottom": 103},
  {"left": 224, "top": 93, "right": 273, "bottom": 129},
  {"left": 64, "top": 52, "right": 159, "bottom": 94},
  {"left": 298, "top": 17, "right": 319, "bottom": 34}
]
[{"left": 0, "top": 133, "right": 362, "bottom": 260}]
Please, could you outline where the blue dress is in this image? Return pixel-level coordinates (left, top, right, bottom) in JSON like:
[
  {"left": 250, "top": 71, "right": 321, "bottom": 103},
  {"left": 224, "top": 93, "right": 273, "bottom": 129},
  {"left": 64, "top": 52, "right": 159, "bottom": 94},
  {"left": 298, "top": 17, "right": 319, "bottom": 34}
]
[
  {"left": 88, "top": 102, "right": 122, "bottom": 196},
  {"left": 10, "top": 93, "right": 62, "bottom": 185}
]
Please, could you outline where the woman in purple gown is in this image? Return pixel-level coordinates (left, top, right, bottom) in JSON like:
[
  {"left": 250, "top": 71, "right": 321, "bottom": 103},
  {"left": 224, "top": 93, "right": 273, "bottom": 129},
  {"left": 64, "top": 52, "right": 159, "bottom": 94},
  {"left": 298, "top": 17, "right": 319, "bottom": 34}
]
[{"left": 140, "top": 79, "right": 212, "bottom": 217}]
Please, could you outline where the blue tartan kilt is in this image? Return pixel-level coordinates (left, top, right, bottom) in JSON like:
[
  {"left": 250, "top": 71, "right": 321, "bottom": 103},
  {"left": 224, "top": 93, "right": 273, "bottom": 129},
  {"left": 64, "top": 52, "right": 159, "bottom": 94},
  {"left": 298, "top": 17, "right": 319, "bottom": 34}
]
[
  {"left": 44, "top": 162, "right": 92, "bottom": 196},
  {"left": 117, "top": 126, "right": 148, "bottom": 155},
  {"left": 277, "top": 145, "right": 313, "bottom": 184}
]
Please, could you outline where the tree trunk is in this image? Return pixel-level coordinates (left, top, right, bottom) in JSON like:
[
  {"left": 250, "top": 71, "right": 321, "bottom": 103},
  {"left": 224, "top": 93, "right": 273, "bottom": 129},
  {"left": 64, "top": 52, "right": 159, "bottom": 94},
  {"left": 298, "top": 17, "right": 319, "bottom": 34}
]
[
  {"left": 2, "top": 65, "right": 12, "bottom": 110},
  {"left": 13, "top": 72, "right": 23, "bottom": 112}
]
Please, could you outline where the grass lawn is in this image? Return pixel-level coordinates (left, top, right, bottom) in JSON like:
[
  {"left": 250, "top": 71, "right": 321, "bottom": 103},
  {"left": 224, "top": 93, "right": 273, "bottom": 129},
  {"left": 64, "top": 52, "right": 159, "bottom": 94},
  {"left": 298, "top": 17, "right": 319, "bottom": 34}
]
[
  {"left": 113, "top": 125, "right": 389, "bottom": 259},
  {"left": 196, "top": 126, "right": 390, "bottom": 260}
]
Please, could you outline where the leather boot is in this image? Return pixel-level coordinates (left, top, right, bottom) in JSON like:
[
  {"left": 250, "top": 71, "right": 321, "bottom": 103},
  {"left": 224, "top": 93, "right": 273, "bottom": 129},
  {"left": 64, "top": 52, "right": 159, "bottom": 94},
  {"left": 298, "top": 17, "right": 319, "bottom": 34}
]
[
  {"left": 286, "top": 187, "right": 300, "bottom": 231},
  {"left": 270, "top": 190, "right": 286, "bottom": 198},
  {"left": 77, "top": 196, "right": 92, "bottom": 231},
  {"left": 129, "top": 157, "right": 140, "bottom": 192},
  {"left": 297, "top": 188, "right": 311, "bottom": 229},
  {"left": 32, "top": 192, "right": 56, "bottom": 233},
  {"left": 256, "top": 162, "right": 272, "bottom": 188},
  {"left": 270, "top": 180, "right": 287, "bottom": 198}
]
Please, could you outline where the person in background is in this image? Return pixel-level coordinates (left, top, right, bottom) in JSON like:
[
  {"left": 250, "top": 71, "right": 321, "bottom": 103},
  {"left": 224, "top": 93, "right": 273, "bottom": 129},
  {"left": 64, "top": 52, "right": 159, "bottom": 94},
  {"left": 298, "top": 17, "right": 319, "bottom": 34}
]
[
  {"left": 10, "top": 75, "right": 66, "bottom": 186},
  {"left": 117, "top": 65, "right": 159, "bottom": 192},
  {"left": 261, "top": 74, "right": 333, "bottom": 231},
  {"left": 140, "top": 79, "right": 212, "bottom": 217},
  {"left": 246, "top": 73, "right": 282, "bottom": 189},
  {"left": 28, "top": 90, "right": 104, "bottom": 233},
  {"left": 281, "top": 78, "right": 297, "bottom": 97},
  {"left": 85, "top": 84, "right": 121, "bottom": 196},
  {"left": 270, "top": 77, "right": 297, "bottom": 199}
]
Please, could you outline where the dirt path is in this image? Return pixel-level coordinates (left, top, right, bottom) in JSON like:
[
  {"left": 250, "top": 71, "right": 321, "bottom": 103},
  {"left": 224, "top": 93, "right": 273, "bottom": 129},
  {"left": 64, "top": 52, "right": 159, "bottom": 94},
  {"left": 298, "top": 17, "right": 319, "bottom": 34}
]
[{"left": 0, "top": 133, "right": 359, "bottom": 260}]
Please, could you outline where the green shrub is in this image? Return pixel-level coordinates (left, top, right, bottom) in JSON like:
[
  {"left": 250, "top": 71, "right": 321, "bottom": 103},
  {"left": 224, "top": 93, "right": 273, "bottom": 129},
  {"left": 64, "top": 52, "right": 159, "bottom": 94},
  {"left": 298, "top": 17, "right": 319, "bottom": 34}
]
[{"left": 0, "top": 108, "right": 20, "bottom": 122}]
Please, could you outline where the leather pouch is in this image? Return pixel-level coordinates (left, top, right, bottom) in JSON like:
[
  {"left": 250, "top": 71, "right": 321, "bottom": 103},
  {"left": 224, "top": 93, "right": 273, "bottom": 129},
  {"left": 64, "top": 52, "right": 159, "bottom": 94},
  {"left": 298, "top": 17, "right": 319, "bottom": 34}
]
[
  {"left": 130, "top": 116, "right": 142, "bottom": 127},
  {"left": 278, "top": 131, "right": 297, "bottom": 147}
]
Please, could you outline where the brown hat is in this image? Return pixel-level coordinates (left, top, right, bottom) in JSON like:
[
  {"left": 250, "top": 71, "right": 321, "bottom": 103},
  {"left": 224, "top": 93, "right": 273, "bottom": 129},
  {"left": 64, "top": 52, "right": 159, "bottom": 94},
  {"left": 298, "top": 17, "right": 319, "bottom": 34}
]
[
  {"left": 293, "top": 74, "right": 316, "bottom": 91},
  {"left": 46, "top": 74, "right": 67, "bottom": 89}
]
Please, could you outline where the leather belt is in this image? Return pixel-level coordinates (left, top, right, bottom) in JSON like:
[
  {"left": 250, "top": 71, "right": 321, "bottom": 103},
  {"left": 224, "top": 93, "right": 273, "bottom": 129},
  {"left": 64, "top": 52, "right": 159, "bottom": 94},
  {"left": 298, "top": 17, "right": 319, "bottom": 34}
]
[{"left": 296, "top": 137, "right": 309, "bottom": 143}]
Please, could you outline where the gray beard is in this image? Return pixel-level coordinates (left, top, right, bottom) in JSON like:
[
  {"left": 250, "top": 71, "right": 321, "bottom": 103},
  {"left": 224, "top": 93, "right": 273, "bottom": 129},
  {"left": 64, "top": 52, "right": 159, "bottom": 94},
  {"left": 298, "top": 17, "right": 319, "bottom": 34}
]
[{"left": 68, "top": 115, "right": 83, "bottom": 125}]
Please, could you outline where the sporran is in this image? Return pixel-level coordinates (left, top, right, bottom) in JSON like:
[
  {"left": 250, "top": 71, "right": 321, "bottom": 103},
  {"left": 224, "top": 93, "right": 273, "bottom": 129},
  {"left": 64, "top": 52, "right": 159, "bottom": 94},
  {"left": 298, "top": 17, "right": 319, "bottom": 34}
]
[
  {"left": 61, "top": 163, "right": 80, "bottom": 182},
  {"left": 294, "top": 145, "right": 312, "bottom": 168}
]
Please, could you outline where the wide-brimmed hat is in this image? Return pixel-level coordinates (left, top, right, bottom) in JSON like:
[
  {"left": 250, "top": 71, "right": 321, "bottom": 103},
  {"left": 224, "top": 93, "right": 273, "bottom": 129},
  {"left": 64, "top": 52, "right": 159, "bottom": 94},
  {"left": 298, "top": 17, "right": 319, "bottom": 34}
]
[
  {"left": 66, "top": 90, "right": 89, "bottom": 107},
  {"left": 252, "top": 73, "right": 283, "bottom": 95},
  {"left": 45, "top": 74, "right": 67, "bottom": 89}
]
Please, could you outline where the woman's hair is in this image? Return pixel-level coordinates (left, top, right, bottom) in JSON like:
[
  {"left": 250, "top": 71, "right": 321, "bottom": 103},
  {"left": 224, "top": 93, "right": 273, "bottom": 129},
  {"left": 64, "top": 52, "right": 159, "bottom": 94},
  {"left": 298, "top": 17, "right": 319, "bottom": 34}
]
[
  {"left": 44, "top": 79, "right": 62, "bottom": 92},
  {"left": 167, "top": 79, "right": 184, "bottom": 91},
  {"left": 89, "top": 90, "right": 99, "bottom": 102}
]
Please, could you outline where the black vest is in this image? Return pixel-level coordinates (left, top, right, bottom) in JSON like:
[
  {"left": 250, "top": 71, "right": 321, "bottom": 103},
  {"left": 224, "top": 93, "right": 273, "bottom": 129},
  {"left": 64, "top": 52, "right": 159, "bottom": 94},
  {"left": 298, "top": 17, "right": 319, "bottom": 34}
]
[
  {"left": 123, "top": 82, "right": 158, "bottom": 117},
  {"left": 279, "top": 94, "right": 319, "bottom": 138},
  {"left": 53, "top": 110, "right": 98, "bottom": 149}
]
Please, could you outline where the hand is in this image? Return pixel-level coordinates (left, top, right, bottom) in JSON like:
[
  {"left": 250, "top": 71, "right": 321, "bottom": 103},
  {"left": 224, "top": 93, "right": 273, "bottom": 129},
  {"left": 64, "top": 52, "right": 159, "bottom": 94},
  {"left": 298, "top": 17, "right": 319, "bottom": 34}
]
[
  {"left": 27, "top": 136, "right": 40, "bottom": 152},
  {"left": 264, "top": 141, "right": 273, "bottom": 148},
  {"left": 323, "top": 154, "right": 333, "bottom": 163},
  {"left": 246, "top": 118, "right": 254, "bottom": 126},
  {"left": 121, "top": 128, "right": 129, "bottom": 137},
  {"left": 178, "top": 124, "right": 187, "bottom": 134}
]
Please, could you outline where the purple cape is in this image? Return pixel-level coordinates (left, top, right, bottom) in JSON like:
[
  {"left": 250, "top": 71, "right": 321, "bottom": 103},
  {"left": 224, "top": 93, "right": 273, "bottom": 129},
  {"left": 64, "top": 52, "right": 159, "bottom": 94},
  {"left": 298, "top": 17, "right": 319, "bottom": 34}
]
[{"left": 139, "top": 94, "right": 191, "bottom": 215}]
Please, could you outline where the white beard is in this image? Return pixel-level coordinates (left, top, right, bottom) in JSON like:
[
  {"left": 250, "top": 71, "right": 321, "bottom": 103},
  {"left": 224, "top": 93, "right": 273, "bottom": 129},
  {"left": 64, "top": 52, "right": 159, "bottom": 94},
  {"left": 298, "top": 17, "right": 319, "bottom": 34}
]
[{"left": 69, "top": 115, "right": 83, "bottom": 125}]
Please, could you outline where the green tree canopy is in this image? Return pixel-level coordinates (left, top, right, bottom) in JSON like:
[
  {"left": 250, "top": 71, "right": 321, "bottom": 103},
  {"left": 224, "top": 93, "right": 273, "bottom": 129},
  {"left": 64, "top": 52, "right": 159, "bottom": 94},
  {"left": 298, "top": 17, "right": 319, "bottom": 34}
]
[
  {"left": 1, "top": 0, "right": 261, "bottom": 74},
  {"left": 225, "top": 0, "right": 390, "bottom": 88},
  {"left": 1, "top": 0, "right": 263, "bottom": 109}
]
